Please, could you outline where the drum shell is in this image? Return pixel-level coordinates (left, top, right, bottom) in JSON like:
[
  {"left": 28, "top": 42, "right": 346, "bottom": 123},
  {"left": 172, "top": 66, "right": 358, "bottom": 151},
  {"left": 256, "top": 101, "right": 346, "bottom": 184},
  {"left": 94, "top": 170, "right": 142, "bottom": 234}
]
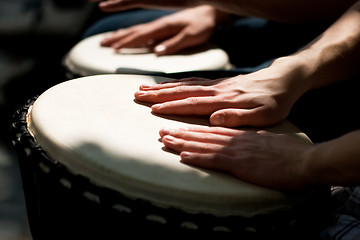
[{"left": 10, "top": 99, "right": 331, "bottom": 240}]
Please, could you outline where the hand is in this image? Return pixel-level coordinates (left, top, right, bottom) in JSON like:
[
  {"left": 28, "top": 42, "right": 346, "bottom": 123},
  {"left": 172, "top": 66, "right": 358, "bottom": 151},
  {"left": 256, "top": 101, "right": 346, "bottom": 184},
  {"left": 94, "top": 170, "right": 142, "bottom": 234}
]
[
  {"left": 101, "top": 6, "right": 226, "bottom": 55},
  {"left": 159, "top": 126, "right": 313, "bottom": 190},
  {"left": 89, "top": 0, "right": 199, "bottom": 12},
  {"left": 134, "top": 57, "right": 310, "bottom": 127}
]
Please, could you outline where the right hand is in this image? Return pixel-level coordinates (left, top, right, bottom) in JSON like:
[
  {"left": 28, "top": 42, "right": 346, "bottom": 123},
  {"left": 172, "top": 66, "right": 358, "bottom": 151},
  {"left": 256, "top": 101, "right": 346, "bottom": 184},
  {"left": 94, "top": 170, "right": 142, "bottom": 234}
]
[
  {"left": 100, "top": 6, "right": 230, "bottom": 55},
  {"left": 135, "top": 56, "right": 311, "bottom": 127}
]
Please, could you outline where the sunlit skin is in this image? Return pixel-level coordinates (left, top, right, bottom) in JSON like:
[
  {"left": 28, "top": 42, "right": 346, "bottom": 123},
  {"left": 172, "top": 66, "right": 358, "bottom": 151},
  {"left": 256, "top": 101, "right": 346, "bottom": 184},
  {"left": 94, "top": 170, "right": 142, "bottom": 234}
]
[
  {"left": 90, "top": 0, "right": 357, "bottom": 23},
  {"left": 89, "top": 0, "right": 360, "bottom": 190},
  {"left": 134, "top": 59, "right": 306, "bottom": 127},
  {"left": 149, "top": 1, "right": 360, "bottom": 190}
]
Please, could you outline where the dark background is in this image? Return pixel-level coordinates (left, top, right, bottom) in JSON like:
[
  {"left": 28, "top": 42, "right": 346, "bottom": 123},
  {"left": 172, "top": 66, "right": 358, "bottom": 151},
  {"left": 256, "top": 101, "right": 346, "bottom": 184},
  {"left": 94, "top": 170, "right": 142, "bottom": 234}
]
[
  {"left": 1, "top": 1, "right": 359, "bottom": 239},
  {"left": 0, "top": 1, "right": 106, "bottom": 238}
]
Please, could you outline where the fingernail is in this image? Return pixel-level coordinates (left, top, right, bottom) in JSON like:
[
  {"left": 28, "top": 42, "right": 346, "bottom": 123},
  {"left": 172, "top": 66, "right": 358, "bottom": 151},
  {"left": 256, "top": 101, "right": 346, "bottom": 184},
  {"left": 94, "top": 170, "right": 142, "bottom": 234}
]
[
  {"left": 212, "top": 114, "right": 225, "bottom": 125},
  {"left": 181, "top": 151, "right": 192, "bottom": 160},
  {"left": 140, "top": 84, "right": 151, "bottom": 89},
  {"left": 154, "top": 45, "right": 166, "bottom": 53},
  {"left": 152, "top": 104, "right": 162, "bottom": 110},
  {"left": 163, "top": 135, "right": 175, "bottom": 142},
  {"left": 135, "top": 91, "right": 146, "bottom": 97}
]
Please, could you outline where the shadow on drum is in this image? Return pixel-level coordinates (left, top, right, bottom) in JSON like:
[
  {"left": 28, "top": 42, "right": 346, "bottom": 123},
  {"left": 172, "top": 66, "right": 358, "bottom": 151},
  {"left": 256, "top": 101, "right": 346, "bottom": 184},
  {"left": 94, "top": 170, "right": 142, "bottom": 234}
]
[{"left": 13, "top": 132, "right": 331, "bottom": 240}]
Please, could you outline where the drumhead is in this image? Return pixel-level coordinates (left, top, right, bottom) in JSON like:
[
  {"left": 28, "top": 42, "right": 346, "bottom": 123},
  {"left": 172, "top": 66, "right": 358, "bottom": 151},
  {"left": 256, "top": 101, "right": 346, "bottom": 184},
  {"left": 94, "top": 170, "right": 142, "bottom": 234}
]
[
  {"left": 27, "top": 74, "right": 312, "bottom": 217},
  {"left": 64, "top": 32, "right": 231, "bottom": 76}
]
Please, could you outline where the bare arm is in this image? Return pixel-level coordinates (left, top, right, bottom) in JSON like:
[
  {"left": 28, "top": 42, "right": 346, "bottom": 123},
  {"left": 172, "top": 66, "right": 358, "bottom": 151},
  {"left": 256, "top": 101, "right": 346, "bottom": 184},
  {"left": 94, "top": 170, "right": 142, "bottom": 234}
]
[
  {"left": 91, "top": 0, "right": 358, "bottom": 23},
  {"left": 205, "top": 0, "right": 358, "bottom": 23},
  {"left": 304, "top": 130, "right": 360, "bottom": 187},
  {"left": 290, "top": 0, "right": 360, "bottom": 88}
]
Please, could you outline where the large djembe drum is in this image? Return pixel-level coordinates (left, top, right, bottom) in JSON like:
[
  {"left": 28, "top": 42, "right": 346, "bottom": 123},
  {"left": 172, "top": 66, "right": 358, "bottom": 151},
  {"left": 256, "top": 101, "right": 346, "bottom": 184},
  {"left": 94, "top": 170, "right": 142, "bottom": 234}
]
[
  {"left": 11, "top": 74, "right": 329, "bottom": 239},
  {"left": 63, "top": 32, "right": 232, "bottom": 78}
]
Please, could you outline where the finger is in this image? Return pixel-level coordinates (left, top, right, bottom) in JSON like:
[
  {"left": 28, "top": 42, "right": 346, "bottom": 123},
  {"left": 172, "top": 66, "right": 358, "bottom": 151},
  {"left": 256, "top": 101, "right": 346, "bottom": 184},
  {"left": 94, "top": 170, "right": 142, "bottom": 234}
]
[
  {"left": 110, "top": 22, "right": 177, "bottom": 49},
  {"left": 151, "top": 96, "right": 227, "bottom": 115},
  {"left": 160, "top": 126, "right": 246, "bottom": 138},
  {"left": 100, "top": 30, "right": 128, "bottom": 47},
  {"left": 150, "top": 95, "right": 261, "bottom": 115},
  {"left": 179, "top": 151, "right": 232, "bottom": 173},
  {"left": 161, "top": 135, "right": 225, "bottom": 154},
  {"left": 159, "top": 77, "right": 214, "bottom": 84},
  {"left": 159, "top": 127, "right": 233, "bottom": 145},
  {"left": 109, "top": 28, "right": 159, "bottom": 49},
  {"left": 135, "top": 85, "right": 216, "bottom": 103},
  {"left": 99, "top": 0, "right": 142, "bottom": 12},
  {"left": 138, "top": 77, "right": 216, "bottom": 91},
  {"left": 153, "top": 30, "right": 200, "bottom": 56}
]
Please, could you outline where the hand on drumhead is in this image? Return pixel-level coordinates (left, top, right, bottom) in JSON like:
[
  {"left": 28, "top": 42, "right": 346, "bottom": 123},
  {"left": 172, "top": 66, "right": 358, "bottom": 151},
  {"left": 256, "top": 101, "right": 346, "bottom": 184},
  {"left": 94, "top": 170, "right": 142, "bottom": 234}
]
[
  {"left": 135, "top": 60, "right": 306, "bottom": 127},
  {"left": 159, "top": 126, "right": 312, "bottom": 190},
  {"left": 100, "top": 6, "right": 228, "bottom": 56}
]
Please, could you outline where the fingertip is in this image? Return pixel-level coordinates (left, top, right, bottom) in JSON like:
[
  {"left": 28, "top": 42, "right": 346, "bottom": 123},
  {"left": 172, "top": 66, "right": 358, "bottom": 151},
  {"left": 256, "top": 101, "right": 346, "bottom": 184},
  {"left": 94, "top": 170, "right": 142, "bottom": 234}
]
[
  {"left": 180, "top": 151, "right": 192, "bottom": 161},
  {"left": 159, "top": 128, "right": 171, "bottom": 137},
  {"left": 154, "top": 44, "right": 167, "bottom": 55},
  {"left": 139, "top": 84, "right": 152, "bottom": 90},
  {"left": 134, "top": 90, "right": 145, "bottom": 98},
  {"left": 210, "top": 114, "right": 225, "bottom": 126},
  {"left": 151, "top": 103, "right": 163, "bottom": 111}
]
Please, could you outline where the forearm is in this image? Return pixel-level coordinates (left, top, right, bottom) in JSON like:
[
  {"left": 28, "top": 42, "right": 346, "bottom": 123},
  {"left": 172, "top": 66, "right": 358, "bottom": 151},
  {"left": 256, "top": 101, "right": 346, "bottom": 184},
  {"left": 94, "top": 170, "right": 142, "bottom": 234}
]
[
  {"left": 300, "top": 0, "right": 360, "bottom": 89},
  {"left": 204, "top": 0, "right": 357, "bottom": 23},
  {"left": 95, "top": 0, "right": 357, "bottom": 23},
  {"left": 304, "top": 130, "right": 360, "bottom": 187},
  {"left": 268, "top": 1, "right": 360, "bottom": 93}
]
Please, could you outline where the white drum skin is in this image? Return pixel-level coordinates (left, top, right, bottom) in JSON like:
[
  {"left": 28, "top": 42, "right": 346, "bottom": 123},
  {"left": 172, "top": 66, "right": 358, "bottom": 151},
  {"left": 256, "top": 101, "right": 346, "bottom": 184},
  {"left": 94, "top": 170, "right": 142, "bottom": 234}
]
[
  {"left": 64, "top": 32, "right": 232, "bottom": 76},
  {"left": 28, "top": 74, "right": 313, "bottom": 217}
]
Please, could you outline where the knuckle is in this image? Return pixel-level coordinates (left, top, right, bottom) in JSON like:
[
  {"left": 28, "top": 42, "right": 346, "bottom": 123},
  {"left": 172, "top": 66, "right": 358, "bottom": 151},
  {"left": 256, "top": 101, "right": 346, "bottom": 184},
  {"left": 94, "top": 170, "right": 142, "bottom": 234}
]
[{"left": 186, "top": 97, "right": 199, "bottom": 105}]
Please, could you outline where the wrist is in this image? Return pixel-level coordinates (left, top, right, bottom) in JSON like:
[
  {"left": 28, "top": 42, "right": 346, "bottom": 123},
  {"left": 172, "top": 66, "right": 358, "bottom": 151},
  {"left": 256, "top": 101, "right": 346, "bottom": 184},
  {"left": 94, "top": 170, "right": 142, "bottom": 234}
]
[{"left": 258, "top": 55, "right": 315, "bottom": 100}]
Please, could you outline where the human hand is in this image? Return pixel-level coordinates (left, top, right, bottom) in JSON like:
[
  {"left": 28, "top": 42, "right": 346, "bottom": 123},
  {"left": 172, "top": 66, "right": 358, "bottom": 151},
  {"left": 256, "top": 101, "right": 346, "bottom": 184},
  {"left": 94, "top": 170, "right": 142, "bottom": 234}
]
[
  {"left": 159, "top": 126, "right": 313, "bottom": 190},
  {"left": 101, "top": 6, "right": 223, "bottom": 55},
  {"left": 134, "top": 58, "right": 309, "bottom": 127},
  {"left": 89, "top": 0, "right": 198, "bottom": 12}
]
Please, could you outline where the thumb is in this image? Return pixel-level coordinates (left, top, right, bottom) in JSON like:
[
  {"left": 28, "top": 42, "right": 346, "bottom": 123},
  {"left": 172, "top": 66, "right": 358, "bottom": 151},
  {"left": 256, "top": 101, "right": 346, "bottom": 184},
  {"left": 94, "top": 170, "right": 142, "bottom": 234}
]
[
  {"left": 154, "top": 30, "right": 199, "bottom": 56},
  {"left": 210, "top": 108, "right": 274, "bottom": 127}
]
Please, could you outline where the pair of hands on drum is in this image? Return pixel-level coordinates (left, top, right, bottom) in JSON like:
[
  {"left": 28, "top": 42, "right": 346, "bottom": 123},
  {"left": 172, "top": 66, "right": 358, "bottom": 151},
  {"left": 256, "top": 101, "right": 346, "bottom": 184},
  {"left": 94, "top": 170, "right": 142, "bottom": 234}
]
[
  {"left": 134, "top": 57, "right": 315, "bottom": 190},
  {"left": 97, "top": 5, "right": 230, "bottom": 55}
]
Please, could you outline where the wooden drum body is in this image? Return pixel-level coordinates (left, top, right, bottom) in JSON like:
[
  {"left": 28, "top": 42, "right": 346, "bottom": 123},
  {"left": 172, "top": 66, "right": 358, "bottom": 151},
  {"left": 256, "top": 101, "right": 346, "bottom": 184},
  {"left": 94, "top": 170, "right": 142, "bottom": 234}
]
[{"left": 11, "top": 74, "right": 329, "bottom": 239}]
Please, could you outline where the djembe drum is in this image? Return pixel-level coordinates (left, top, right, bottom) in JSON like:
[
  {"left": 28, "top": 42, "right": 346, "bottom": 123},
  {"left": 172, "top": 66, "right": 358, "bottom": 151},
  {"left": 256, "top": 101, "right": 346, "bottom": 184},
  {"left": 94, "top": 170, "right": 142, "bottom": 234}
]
[
  {"left": 63, "top": 32, "right": 232, "bottom": 78},
  {"left": 11, "top": 74, "right": 329, "bottom": 240}
]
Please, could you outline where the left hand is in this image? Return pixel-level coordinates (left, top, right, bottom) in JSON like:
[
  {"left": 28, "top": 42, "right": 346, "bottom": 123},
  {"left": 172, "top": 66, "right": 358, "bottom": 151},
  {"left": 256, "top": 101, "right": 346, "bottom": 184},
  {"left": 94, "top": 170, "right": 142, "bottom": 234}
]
[{"left": 159, "top": 126, "right": 313, "bottom": 190}]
